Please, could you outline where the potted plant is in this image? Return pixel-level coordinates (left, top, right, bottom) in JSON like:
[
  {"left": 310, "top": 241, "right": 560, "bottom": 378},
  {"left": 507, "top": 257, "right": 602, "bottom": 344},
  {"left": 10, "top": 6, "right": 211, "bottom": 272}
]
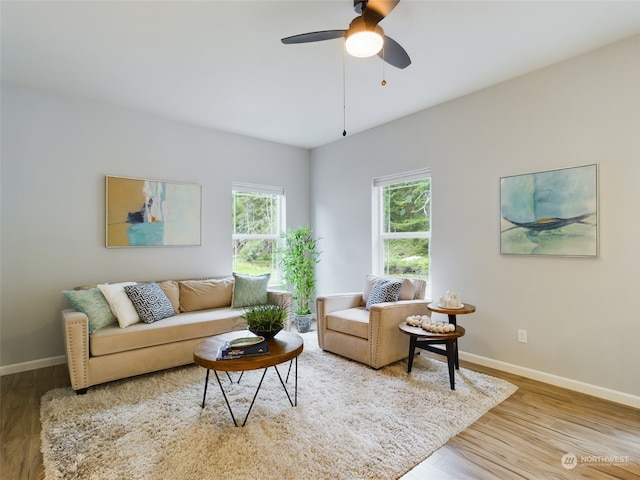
[
  {"left": 241, "top": 300, "right": 290, "bottom": 339},
  {"left": 277, "top": 226, "right": 321, "bottom": 333}
]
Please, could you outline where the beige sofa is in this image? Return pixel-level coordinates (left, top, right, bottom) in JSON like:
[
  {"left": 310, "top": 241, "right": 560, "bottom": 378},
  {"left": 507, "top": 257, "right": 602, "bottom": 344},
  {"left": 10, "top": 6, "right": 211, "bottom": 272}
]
[
  {"left": 62, "top": 276, "right": 291, "bottom": 393},
  {"left": 316, "top": 275, "right": 430, "bottom": 369}
]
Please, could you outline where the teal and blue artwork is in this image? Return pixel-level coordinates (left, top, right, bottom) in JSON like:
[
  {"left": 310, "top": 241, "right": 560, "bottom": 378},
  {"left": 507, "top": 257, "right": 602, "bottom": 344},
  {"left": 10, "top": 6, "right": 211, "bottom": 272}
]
[
  {"left": 106, "top": 176, "right": 201, "bottom": 247},
  {"left": 500, "top": 164, "right": 598, "bottom": 256}
]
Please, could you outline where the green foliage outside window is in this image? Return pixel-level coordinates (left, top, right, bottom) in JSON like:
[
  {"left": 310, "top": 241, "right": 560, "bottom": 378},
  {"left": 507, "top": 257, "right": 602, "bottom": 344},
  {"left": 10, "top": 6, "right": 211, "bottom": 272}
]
[
  {"left": 232, "top": 191, "right": 280, "bottom": 277},
  {"left": 382, "top": 178, "right": 431, "bottom": 279},
  {"left": 383, "top": 179, "right": 431, "bottom": 233}
]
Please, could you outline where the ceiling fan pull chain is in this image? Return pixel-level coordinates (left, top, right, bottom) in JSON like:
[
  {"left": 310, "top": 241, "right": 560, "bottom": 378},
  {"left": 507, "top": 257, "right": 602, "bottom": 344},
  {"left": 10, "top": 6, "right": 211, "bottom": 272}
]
[
  {"left": 381, "top": 44, "right": 387, "bottom": 86},
  {"left": 343, "top": 46, "right": 347, "bottom": 136}
]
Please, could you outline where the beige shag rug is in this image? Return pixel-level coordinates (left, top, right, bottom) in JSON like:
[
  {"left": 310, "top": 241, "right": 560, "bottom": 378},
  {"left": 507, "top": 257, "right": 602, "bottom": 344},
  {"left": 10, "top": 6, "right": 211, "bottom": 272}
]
[{"left": 41, "top": 331, "right": 516, "bottom": 480}]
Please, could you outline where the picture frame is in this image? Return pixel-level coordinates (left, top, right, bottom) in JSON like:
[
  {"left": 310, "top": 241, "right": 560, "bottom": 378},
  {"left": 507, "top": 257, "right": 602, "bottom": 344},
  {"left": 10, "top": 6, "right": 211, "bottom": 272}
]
[
  {"left": 500, "top": 164, "right": 598, "bottom": 257},
  {"left": 106, "top": 175, "right": 201, "bottom": 247}
]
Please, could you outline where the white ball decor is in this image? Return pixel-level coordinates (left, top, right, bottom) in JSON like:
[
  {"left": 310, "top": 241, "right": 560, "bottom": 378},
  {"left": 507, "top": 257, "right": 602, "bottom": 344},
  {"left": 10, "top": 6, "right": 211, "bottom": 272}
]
[{"left": 405, "top": 315, "right": 456, "bottom": 334}]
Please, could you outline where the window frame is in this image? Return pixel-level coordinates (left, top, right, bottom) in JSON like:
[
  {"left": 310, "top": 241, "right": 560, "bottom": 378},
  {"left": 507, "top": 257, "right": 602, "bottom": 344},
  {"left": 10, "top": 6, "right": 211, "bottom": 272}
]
[
  {"left": 232, "top": 182, "right": 286, "bottom": 284},
  {"left": 372, "top": 168, "right": 432, "bottom": 296}
]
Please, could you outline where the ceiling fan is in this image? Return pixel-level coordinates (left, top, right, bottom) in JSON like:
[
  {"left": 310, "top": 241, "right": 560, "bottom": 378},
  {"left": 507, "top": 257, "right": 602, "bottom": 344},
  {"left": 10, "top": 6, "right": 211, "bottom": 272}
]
[{"left": 281, "top": 0, "right": 411, "bottom": 69}]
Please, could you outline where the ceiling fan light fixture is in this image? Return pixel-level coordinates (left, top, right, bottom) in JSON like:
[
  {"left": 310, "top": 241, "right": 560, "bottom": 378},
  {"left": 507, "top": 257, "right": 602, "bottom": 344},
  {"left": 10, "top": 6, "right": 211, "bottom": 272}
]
[{"left": 345, "top": 17, "right": 383, "bottom": 58}]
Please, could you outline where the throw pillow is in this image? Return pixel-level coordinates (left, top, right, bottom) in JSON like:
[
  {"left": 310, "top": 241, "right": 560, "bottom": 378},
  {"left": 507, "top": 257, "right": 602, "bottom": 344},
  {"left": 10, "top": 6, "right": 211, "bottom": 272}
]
[
  {"left": 157, "top": 280, "right": 180, "bottom": 314},
  {"left": 362, "top": 274, "right": 379, "bottom": 304},
  {"left": 231, "top": 272, "right": 270, "bottom": 308},
  {"left": 124, "top": 282, "right": 175, "bottom": 324},
  {"left": 97, "top": 282, "right": 140, "bottom": 328},
  {"left": 365, "top": 278, "right": 403, "bottom": 310},
  {"left": 362, "top": 275, "right": 417, "bottom": 303},
  {"left": 398, "top": 278, "right": 418, "bottom": 300},
  {"left": 63, "top": 288, "right": 117, "bottom": 334},
  {"left": 178, "top": 278, "right": 234, "bottom": 312}
]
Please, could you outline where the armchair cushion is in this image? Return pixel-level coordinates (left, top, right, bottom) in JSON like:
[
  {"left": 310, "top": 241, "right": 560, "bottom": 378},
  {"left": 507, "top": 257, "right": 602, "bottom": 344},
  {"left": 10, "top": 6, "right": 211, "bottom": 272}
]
[{"left": 326, "top": 307, "right": 369, "bottom": 339}]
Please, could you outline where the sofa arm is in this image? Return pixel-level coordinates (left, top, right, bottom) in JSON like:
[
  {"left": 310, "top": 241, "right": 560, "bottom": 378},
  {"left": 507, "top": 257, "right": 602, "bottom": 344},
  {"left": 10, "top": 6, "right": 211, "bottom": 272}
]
[
  {"left": 267, "top": 289, "right": 292, "bottom": 305},
  {"left": 267, "top": 289, "right": 294, "bottom": 328},
  {"left": 316, "top": 293, "right": 363, "bottom": 348},
  {"left": 62, "top": 309, "right": 90, "bottom": 391},
  {"left": 368, "top": 300, "right": 431, "bottom": 369}
]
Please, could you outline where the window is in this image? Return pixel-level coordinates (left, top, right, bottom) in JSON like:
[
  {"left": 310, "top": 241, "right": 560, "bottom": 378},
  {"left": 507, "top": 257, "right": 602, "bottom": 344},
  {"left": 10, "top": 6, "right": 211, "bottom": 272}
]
[
  {"left": 232, "top": 183, "right": 285, "bottom": 282},
  {"left": 373, "top": 169, "right": 431, "bottom": 295}
]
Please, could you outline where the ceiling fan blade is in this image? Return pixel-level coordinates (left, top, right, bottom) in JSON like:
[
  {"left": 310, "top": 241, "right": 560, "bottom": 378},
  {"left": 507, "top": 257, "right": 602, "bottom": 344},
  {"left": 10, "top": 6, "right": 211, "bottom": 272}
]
[
  {"left": 378, "top": 35, "right": 411, "bottom": 69},
  {"left": 363, "top": 0, "right": 400, "bottom": 25},
  {"left": 281, "top": 30, "right": 346, "bottom": 44}
]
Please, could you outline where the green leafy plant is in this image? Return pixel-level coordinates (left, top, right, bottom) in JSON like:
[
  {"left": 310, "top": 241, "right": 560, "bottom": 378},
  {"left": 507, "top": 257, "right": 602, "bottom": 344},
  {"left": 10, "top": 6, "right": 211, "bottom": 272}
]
[
  {"left": 277, "top": 226, "right": 321, "bottom": 315},
  {"left": 241, "top": 301, "right": 289, "bottom": 332}
]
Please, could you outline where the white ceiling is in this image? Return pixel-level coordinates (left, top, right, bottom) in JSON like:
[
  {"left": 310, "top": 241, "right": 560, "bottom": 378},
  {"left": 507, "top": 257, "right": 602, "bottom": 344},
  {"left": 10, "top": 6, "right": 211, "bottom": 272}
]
[{"left": 2, "top": 1, "right": 639, "bottom": 149}]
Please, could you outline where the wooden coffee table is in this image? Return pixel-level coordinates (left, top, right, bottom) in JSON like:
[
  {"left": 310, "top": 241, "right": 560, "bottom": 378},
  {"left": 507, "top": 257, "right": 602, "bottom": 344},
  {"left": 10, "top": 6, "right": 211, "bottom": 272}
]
[
  {"left": 193, "top": 330, "right": 303, "bottom": 427},
  {"left": 399, "top": 322, "right": 466, "bottom": 390}
]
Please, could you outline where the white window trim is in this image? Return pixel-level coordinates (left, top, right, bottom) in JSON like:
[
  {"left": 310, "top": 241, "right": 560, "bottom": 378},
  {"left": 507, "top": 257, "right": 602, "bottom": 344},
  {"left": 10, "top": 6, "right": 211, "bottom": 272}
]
[
  {"left": 232, "top": 182, "right": 286, "bottom": 283},
  {"left": 371, "top": 168, "right": 431, "bottom": 286}
]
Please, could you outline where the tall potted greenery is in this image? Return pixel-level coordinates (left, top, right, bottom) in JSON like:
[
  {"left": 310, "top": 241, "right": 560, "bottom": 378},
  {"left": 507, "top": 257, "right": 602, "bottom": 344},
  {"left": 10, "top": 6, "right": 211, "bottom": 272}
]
[{"left": 277, "top": 226, "right": 321, "bottom": 333}]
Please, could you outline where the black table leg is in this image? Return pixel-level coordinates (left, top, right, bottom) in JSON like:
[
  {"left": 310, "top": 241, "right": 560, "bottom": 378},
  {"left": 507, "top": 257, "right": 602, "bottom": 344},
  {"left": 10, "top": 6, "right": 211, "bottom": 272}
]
[
  {"left": 407, "top": 336, "right": 417, "bottom": 373},
  {"left": 213, "top": 369, "right": 239, "bottom": 427},
  {"left": 205, "top": 363, "right": 299, "bottom": 427},
  {"left": 241, "top": 368, "right": 269, "bottom": 427},
  {"left": 445, "top": 340, "right": 456, "bottom": 390},
  {"left": 453, "top": 339, "right": 460, "bottom": 370},
  {"left": 201, "top": 369, "right": 210, "bottom": 408},
  {"left": 448, "top": 314, "right": 460, "bottom": 369}
]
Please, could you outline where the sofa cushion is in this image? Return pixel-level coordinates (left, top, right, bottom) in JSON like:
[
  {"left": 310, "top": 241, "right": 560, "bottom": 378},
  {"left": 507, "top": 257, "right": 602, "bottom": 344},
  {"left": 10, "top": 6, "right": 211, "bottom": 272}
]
[
  {"left": 326, "top": 307, "right": 370, "bottom": 340},
  {"left": 63, "top": 288, "right": 117, "bottom": 333},
  {"left": 365, "top": 278, "right": 402, "bottom": 310},
  {"left": 179, "top": 278, "right": 233, "bottom": 312},
  {"left": 124, "top": 282, "right": 175, "bottom": 324},
  {"left": 89, "top": 308, "right": 244, "bottom": 356},
  {"left": 231, "top": 272, "right": 270, "bottom": 308},
  {"left": 98, "top": 282, "right": 140, "bottom": 328},
  {"left": 158, "top": 280, "right": 180, "bottom": 314}
]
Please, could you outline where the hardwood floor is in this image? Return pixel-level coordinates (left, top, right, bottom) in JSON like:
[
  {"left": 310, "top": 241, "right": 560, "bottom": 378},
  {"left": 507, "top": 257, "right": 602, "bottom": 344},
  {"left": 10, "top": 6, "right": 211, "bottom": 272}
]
[
  {"left": 1, "top": 364, "right": 69, "bottom": 480},
  {"left": 1, "top": 360, "right": 638, "bottom": 479}
]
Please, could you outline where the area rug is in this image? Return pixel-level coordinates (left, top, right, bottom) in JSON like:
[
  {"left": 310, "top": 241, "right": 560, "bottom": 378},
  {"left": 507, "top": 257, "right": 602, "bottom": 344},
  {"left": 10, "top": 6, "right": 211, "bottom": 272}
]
[{"left": 41, "top": 332, "right": 516, "bottom": 480}]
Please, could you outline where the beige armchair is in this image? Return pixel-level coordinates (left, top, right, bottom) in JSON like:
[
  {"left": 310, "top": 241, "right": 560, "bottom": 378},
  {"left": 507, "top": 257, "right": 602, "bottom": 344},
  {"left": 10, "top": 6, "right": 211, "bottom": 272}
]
[{"left": 316, "top": 275, "right": 431, "bottom": 369}]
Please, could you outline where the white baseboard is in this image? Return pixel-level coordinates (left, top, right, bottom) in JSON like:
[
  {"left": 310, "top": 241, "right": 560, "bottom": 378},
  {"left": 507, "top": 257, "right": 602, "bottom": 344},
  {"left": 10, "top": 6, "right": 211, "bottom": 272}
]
[
  {"left": 0, "top": 355, "right": 66, "bottom": 377},
  {"left": 459, "top": 351, "right": 640, "bottom": 409}
]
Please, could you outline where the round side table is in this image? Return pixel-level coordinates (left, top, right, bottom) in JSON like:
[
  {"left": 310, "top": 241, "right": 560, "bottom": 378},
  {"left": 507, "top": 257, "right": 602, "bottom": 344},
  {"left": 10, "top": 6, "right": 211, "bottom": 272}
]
[{"left": 399, "top": 322, "right": 466, "bottom": 390}]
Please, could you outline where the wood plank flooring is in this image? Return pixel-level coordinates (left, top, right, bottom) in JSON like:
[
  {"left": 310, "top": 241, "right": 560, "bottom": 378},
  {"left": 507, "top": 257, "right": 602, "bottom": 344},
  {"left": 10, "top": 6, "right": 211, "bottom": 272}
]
[{"left": 1, "top": 359, "right": 638, "bottom": 479}]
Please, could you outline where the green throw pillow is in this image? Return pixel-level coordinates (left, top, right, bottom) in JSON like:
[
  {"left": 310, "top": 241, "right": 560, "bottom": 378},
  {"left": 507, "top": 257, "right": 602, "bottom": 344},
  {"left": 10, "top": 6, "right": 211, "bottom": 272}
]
[
  {"left": 63, "top": 288, "right": 117, "bottom": 333},
  {"left": 231, "top": 273, "right": 270, "bottom": 308}
]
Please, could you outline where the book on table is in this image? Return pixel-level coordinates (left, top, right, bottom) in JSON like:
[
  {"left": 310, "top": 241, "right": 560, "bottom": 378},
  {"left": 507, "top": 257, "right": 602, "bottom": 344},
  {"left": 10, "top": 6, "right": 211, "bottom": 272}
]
[{"left": 216, "top": 336, "right": 270, "bottom": 360}]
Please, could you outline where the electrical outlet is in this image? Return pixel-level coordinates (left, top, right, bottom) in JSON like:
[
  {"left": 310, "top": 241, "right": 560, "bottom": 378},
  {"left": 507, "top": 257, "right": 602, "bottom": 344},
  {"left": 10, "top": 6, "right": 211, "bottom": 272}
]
[{"left": 518, "top": 329, "right": 528, "bottom": 343}]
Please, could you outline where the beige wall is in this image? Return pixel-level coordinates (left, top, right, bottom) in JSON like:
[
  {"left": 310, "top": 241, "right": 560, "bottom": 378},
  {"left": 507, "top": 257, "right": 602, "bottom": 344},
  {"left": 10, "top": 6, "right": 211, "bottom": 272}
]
[{"left": 311, "top": 36, "right": 640, "bottom": 404}]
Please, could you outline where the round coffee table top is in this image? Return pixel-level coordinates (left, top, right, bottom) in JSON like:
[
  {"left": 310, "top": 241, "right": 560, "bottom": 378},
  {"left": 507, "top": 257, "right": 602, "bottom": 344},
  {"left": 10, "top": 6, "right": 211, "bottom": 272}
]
[
  {"left": 427, "top": 302, "right": 476, "bottom": 315},
  {"left": 193, "top": 330, "right": 303, "bottom": 372},
  {"left": 398, "top": 322, "right": 465, "bottom": 339}
]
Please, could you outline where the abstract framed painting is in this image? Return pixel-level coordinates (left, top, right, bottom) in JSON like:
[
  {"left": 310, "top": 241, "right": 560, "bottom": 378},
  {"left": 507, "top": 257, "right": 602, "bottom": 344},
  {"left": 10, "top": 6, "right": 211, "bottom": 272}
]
[
  {"left": 106, "top": 175, "right": 201, "bottom": 247},
  {"left": 500, "top": 164, "right": 598, "bottom": 257}
]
